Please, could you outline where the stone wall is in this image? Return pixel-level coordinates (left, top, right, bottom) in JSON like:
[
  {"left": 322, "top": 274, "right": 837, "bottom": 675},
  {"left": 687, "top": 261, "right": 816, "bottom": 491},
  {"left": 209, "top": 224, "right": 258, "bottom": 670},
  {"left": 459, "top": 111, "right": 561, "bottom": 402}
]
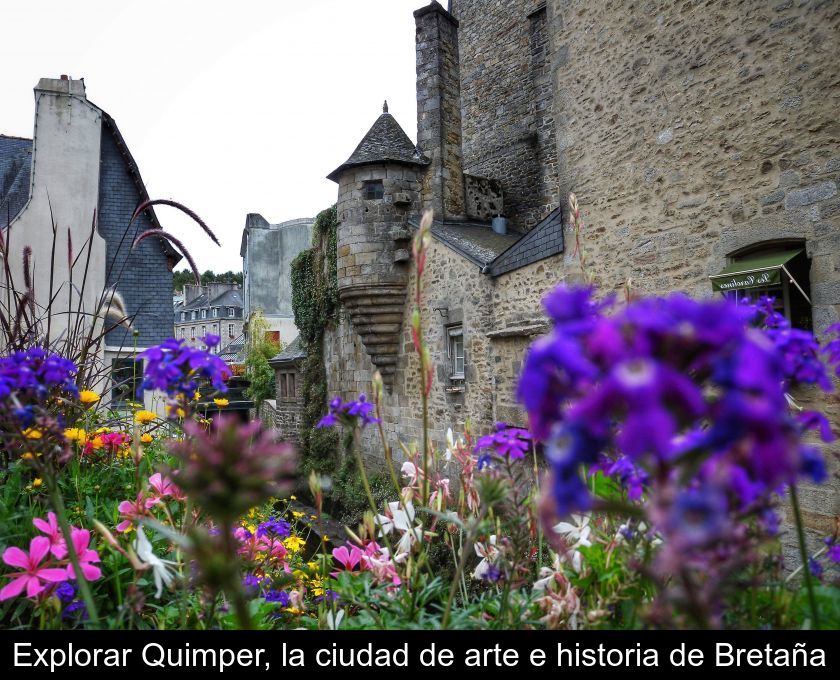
[
  {"left": 464, "top": 174, "right": 504, "bottom": 220},
  {"left": 452, "top": 0, "right": 560, "bottom": 232},
  {"left": 542, "top": 0, "right": 840, "bottom": 555},
  {"left": 415, "top": 2, "right": 465, "bottom": 219}
]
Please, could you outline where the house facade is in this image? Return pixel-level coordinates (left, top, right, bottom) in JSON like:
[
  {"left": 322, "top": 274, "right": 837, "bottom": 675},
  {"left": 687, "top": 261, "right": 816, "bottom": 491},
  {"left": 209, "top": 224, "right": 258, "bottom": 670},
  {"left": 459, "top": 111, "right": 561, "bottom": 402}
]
[
  {"left": 0, "top": 76, "right": 178, "bottom": 409},
  {"left": 283, "top": 1, "right": 839, "bottom": 557},
  {"left": 173, "top": 283, "right": 245, "bottom": 356},
  {"left": 241, "top": 214, "right": 314, "bottom": 347}
]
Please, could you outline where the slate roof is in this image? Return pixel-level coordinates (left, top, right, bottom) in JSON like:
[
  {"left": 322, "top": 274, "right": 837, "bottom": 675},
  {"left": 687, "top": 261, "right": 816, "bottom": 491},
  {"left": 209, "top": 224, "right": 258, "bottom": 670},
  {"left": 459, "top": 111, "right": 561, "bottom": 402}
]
[
  {"left": 268, "top": 336, "right": 306, "bottom": 366},
  {"left": 408, "top": 216, "right": 520, "bottom": 268},
  {"left": 327, "top": 108, "right": 429, "bottom": 182},
  {"left": 408, "top": 205, "right": 565, "bottom": 275},
  {"left": 0, "top": 135, "right": 33, "bottom": 226},
  {"left": 181, "top": 288, "right": 243, "bottom": 311}
]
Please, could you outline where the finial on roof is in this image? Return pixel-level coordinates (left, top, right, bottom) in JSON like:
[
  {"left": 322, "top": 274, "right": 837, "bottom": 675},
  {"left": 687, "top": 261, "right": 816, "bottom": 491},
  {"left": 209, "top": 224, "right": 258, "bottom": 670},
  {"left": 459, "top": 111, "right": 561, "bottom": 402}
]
[{"left": 383, "top": 100, "right": 389, "bottom": 114}]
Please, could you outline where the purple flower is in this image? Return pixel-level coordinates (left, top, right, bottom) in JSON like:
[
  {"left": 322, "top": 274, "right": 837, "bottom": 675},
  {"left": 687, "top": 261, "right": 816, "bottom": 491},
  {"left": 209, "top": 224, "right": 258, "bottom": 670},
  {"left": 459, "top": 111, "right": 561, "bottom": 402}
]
[
  {"left": 257, "top": 517, "right": 291, "bottom": 538},
  {"left": 242, "top": 574, "right": 261, "bottom": 596},
  {"left": 263, "top": 590, "right": 290, "bottom": 606},
  {"left": 808, "top": 558, "right": 823, "bottom": 579},
  {"left": 202, "top": 334, "right": 221, "bottom": 348},
  {"left": 54, "top": 581, "right": 76, "bottom": 603},
  {"left": 475, "top": 422, "right": 531, "bottom": 460},
  {"left": 317, "top": 394, "right": 380, "bottom": 429},
  {"left": 136, "top": 338, "right": 231, "bottom": 398},
  {"left": 826, "top": 543, "right": 840, "bottom": 564},
  {"left": 670, "top": 486, "right": 729, "bottom": 547}
]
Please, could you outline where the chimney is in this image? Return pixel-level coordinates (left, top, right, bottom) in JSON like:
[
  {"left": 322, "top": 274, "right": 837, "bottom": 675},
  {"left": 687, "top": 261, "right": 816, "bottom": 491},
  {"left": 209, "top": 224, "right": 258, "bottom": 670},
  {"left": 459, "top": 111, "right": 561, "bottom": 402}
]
[
  {"left": 35, "top": 76, "right": 87, "bottom": 98},
  {"left": 415, "top": 1, "right": 465, "bottom": 220}
]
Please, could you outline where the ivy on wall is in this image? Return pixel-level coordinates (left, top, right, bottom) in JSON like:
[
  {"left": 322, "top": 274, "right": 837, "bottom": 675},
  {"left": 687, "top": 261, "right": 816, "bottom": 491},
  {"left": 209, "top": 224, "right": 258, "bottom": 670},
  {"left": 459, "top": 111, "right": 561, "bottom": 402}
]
[{"left": 290, "top": 205, "right": 340, "bottom": 475}]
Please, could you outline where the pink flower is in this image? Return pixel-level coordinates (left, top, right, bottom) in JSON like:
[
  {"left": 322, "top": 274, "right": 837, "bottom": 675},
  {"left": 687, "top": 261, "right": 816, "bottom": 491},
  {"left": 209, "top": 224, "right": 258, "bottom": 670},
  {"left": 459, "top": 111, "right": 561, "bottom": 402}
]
[
  {"left": 116, "top": 493, "right": 158, "bottom": 532},
  {"left": 0, "top": 537, "right": 68, "bottom": 600},
  {"left": 148, "top": 473, "right": 186, "bottom": 501},
  {"left": 332, "top": 544, "right": 364, "bottom": 574},
  {"left": 64, "top": 529, "right": 102, "bottom": 581},
  {"left": 32, "top": 512, "right": 67, "bottom": 559}
]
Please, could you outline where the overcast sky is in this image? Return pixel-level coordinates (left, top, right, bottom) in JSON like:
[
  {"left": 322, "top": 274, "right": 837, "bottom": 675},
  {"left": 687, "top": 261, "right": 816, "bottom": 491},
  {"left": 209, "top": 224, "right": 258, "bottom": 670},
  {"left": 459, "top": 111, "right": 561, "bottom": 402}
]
[{"left": 1, "top": 0, "right": 426, "bottom": 272}]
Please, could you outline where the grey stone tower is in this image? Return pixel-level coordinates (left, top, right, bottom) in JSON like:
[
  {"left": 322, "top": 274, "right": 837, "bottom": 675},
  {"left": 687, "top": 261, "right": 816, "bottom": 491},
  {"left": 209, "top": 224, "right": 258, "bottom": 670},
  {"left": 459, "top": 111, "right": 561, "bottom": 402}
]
[{"left": 327, "top": 104, "right": 429, "bottom": 385}]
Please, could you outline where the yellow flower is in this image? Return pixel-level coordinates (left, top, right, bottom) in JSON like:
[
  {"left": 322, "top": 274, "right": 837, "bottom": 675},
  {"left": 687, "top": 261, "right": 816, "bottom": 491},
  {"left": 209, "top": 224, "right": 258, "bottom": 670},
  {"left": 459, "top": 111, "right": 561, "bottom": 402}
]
[
  {"left": 193, "top": 391, "right": 201, "bottom": 401},
  {"left": 248, "top": 508, "right": 257, "bottom": 520},
  {"left": 175, "top": 408, "right": 186, "bottom": 419},
  {"left": 290, "top": 495, "right": 297, "bottom": 501},
  {"left": 64, "top": 428, "right": 88, "bottom": 444},
  {"left": 292, "top": 511, "right": 304, "bottom": 519},
  {"left": 283, "top": 536, "right": 306, "bottom": 553},
  {"left": 213, "top": 398, "right": 229, "bottom": 407},
  {"left": 79, "top": 390, "right": 101, "bottom": 405},
  {"left": 140, "top": 433, "right": 153, "bottom": 444},
  {"left": 247, "top": 524, "right": 257, "bottom": 535},
  {"left": 90, "top": 436, "right": 104, "bottom": 450},
  {"left": 33, "top": 478, "right": 42, "bottom": 488},
  {"left": 95, "top": 426, "right": 111, "bottom": 434},
  {"left": 134, "top": 410, "right": 157, "bottom": 424},
  {"left": 22, "top": 428, "right": 42, "bottom": 440},
  {"left": 21, "top": 452, "right": 36, "bottom": 461}
]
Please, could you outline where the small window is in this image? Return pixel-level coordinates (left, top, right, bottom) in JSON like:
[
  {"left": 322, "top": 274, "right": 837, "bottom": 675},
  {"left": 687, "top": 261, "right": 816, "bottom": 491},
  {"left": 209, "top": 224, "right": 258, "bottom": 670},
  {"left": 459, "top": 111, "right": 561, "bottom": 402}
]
[
  {"left": 228, "top": 307, "right": 235, "bottom": 317},
  {"left": 363, "top": 180, "right": 384, "bottom": 200},
  {"left": 111, "top": 358, "right": 142, "bottom": 408},
  {"left": 228, "top": 323, "right": 235, "bottom": 337},
  {"left": 181, "top": 312, "right": 186, "bottom": 321},
  {"left": 201, "top": 309, "right": 206, "bottom": 319},
  {"left": 212, "top": 308, "right": 218, "bottom": 318},
  {"left": 191, "top": 327, "right": 196, "bottom": 340},
  {"left": 279, "top": 372, "right": 296, "bottom": 400},
  {"left": 447, "top": 326, "right": 464, "bottom": 379},
  {"left": 192, "top": 311, "right": 197, "bottom": 320},
  {"left": 201, "top": 325, "right": 206, "bottom": 338}
]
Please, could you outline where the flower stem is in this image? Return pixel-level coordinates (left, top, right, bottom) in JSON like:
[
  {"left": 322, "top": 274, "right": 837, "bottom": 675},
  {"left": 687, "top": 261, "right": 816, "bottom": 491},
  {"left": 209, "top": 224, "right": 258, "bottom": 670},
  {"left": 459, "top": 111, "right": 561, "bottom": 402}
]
[
  {"left": 442, "top": 506, "right": 488, "bottom": 629},
  {"left": 46, "top": 475, "right": 100, "bottom": 627},
  {"left": 790, "top": 485, "right": 820, "bottom": 629}
]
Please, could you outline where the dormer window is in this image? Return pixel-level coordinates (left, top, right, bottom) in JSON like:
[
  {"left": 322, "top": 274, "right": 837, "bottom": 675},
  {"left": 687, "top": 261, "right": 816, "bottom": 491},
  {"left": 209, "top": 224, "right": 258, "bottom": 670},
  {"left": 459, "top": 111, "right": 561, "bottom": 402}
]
[{"left": 363, "top": 180, "right": 384, "bottom": 200}]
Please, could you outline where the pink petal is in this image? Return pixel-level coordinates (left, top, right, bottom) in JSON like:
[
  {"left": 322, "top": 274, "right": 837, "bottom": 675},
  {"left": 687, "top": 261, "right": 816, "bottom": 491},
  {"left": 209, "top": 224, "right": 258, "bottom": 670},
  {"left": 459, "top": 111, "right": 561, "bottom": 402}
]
[
  {"left": 51, "top": 544, "right": 68, "bottom": 560},
  {"left": 115, "top": 521, "right": 131, "bottom": 532},
  {"left": 71, "top": 529, "right": 91, "bottom": 553},
  {"left": 32, "top": 517, "right": 52, "bottom": 534},
  {"left": 25, "top": 576, "right": 44, "bottom": 598},
  {"left": 2, "top": 547, "right": 30, "bottom": 570},
  {"left": 81, "top": 563, "right": 102, "bottom": 581},
  {"left": 117, "top": 500, "right": 133, "bottom": 514},
  {"left": 28, "top": 537, "right": 50, "bottom": 565},
  {"left": 0, "top": 576, "right": 28, "bottom": 600},
  {"left": 38, "top": 568, "right": 70, "bottom": 583}
]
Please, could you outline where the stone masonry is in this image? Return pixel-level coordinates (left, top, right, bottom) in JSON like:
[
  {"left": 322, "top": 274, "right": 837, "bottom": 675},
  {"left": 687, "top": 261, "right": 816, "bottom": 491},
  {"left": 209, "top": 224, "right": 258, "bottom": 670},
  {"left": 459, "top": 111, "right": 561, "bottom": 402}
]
[{"left": 316, "top": 0, "right": 840, "bottom": 558}]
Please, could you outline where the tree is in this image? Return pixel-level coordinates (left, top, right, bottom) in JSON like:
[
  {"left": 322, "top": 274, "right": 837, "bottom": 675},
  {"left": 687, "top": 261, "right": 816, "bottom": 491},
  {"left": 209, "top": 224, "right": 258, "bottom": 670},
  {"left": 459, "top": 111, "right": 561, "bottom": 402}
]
[
  {"left": 244, "top": 309, "right": 280, "bottom": 409},
  {"left": 173, "top": 269, "right": 243, "bottom": 292}
]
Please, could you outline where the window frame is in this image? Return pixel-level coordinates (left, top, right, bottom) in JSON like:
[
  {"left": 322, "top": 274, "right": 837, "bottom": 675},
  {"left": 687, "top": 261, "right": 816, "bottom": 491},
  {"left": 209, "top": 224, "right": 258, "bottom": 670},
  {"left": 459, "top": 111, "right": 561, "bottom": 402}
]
[
  {"left": 447, "top": 325, "right": 465, "bottom": 380},
  {"left": 363, "top": 180, "right": 384, "bottom": 201}
]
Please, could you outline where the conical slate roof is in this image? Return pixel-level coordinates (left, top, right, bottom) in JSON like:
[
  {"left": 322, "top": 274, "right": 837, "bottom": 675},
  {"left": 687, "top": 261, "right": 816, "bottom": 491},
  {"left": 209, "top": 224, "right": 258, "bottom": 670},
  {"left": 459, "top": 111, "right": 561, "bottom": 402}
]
[{"left": 327, "top": 103, "right": 429, "bottom": 182}]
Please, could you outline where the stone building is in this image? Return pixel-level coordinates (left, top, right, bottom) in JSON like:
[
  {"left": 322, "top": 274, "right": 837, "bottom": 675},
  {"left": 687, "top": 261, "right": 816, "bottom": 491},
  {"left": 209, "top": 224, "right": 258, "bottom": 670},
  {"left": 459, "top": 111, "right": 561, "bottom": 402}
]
[
  {"left": 0, "top": 76, "right": 179, "bottom": 409},
  {"left": 240, "top": 214, "right": 314, "bottom": 346},
  {"left": 173, "top": 283, "right": 244, "bottom": 356},
  {"left": 290, "top": 1, "right": 839, "bottom": 552},
  {"left": 267, "top": 337, "right": 307, "bottom": 440}
]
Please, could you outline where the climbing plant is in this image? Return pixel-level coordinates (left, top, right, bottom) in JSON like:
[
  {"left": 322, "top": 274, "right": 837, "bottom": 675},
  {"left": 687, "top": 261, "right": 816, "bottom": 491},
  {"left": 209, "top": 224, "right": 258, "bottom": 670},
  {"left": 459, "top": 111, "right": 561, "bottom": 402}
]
[
  {"left": 291, "top": 205, "right": 340, "bottom": 475},
  {"left": 244, "top": 308, "right": 280, "bottom": 410}
]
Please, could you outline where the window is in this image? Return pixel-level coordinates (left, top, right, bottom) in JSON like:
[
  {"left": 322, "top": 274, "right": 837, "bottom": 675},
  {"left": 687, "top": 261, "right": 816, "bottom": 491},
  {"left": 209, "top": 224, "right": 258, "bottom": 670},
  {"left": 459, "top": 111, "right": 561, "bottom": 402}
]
[
  {"left": 363, "top": 180, "right": 384, "bottom": 200},
  {"left": 201, "top": 309, "right": 207, "bottom": 319},
  {"left": 229, "top": 323, "right": 235, "bottom": 337},
  {"left": 447, "top": 326, "right": 464, "bottom": 379},
  {"left": 191, "top": 311, "right": 197, "bottom": 321},
  {"left": 191, "top": 327, "right": 196, "bottom": 340},
  {"left": 179, "top": 327, "right": 185, "bottom": 339},
  {"left": 201, "top": 325, "right": 206, "bottom": 338},
  {"left": 181, "top": 312, "right": 186, "bottom": 321},
  {"left": 111, "top": 358, "right": 141, "bottom": 408},
  {"left": 711, "top": 243, "right": 812, "bottom": 329},
  {"left": 212, "top": 308, "right": 218, "bottom": 318},
  {"left": 227, "top": 307, "right": 235, "bottom": 317},
  {"left": 279, "top": 372, "right": 297, "bottom": 400}
]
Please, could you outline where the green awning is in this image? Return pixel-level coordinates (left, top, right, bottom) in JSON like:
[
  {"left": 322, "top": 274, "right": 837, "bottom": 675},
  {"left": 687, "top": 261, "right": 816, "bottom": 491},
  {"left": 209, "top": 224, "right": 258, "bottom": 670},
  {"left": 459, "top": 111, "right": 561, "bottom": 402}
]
[{"left": 709, "top": 249, "right": 803, "bottom": 293}]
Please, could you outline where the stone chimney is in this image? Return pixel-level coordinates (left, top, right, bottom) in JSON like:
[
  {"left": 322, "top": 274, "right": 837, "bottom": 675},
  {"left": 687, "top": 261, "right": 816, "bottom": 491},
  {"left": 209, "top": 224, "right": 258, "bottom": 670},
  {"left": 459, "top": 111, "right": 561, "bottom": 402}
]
[{"left": 415, "top": 1, "right": 465, "bottom": 220}]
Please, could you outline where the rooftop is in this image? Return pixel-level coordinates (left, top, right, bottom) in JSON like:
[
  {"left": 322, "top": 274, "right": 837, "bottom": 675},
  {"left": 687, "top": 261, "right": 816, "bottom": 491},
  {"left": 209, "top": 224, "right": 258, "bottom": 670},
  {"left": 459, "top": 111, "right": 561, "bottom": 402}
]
[{"left": 327, "top": 103, "right": 429, "bottom": 182}]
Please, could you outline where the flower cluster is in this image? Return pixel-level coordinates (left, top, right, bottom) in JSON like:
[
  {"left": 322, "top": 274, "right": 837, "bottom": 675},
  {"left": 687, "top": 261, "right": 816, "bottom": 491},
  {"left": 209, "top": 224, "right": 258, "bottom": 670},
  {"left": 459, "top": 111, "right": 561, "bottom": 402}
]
[
  {"left": 0, "top": 348, "right": 78, "bottom": 402},
  {"left": 317, "top": 394, "right": 379, "bottom": 429},
  {"left": 168, "top": 416, "right": 296, "bottom": 523},
  {"left": 519, "top": 286, "right": 835, "bottom": 516},
  {"left": 331, "top": 541, "right": 401, "bottom": 588},
  {"left": 474, "top": 422, "right": 531, "bottom": 468},
  {"left": 0, "top": 514, "right": 101, "bottom": 601},
  {"left": 136, "top": 335, "right": 230, "bottom": 400}
]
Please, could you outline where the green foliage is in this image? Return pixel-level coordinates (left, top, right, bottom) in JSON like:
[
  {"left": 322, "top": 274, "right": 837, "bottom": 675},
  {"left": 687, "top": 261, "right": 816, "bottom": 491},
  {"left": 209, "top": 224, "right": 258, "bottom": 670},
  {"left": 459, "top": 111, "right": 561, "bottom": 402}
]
[
  {"left": 290, "top": 206, "right": 341, "bottom": 478},
  {"left": 173, "top": 269, "right": 243, "bottom": 292},
  {"left": 244, "top": 309, "right": 280, "bottom": 408}
]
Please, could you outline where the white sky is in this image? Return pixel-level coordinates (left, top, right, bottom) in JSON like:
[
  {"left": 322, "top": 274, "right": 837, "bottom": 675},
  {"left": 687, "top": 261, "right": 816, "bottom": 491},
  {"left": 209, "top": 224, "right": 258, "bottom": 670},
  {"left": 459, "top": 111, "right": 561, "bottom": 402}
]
[{"left": 0, "top": 0, "right": 425, "bottom": 272}]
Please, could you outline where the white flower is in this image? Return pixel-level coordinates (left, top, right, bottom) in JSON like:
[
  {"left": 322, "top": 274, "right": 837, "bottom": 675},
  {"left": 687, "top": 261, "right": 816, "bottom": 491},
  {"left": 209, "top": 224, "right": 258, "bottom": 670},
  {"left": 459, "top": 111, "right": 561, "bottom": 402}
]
[
  {"left": 326, "top": 609, "right": 345, "bottom": 630},
  {"left": 375, "top": 501, "right": 423, "bottom": 559},
  {"left": 401, "top": 461, "right": 419, "bottom": 485},
  {"left": 552, "top": 513, "right": 592, "bottom": 549},
  {"left": 134, "top": 526, "right": 178, "bottom": 598},
  {"left": 444, "top": 428, "right": 455, "bottom": 463},
  {"left": 472, "top": 535, "right": 498, "bottom": 579}
]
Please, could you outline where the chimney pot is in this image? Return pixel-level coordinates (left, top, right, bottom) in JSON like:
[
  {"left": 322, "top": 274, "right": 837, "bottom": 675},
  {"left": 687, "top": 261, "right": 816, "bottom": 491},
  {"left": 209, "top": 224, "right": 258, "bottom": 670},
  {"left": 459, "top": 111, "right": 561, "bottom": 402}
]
[{"left": 60, "top": 74, "right": 69, "bottom": 80}]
